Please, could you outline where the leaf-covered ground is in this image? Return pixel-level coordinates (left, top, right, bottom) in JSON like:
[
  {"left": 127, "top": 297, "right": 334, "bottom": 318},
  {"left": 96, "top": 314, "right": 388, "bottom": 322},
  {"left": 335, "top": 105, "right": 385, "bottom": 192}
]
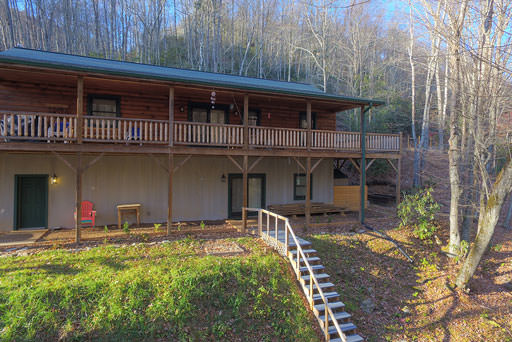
[
  {"left": 308, "top": 217, "right": 512, "bottom": 342},
  {"left": 0, "top": 237, "right": 321, "bottom": 342}
]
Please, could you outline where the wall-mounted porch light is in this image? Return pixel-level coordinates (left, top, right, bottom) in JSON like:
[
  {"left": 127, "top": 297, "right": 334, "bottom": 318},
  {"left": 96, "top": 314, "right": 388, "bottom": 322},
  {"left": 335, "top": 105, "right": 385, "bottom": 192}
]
[
  {"left": 50, "top": 173, "right": 58, "bottom": 185},
  {"left": 221, "top": 174, "right": 226, "bottom": 183}
]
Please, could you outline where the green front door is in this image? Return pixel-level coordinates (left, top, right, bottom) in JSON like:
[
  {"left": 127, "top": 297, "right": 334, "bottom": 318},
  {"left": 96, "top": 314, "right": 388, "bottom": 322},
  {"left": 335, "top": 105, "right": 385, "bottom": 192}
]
[{"left": 15, "top": 175, "right": 48, "bottom": 229}]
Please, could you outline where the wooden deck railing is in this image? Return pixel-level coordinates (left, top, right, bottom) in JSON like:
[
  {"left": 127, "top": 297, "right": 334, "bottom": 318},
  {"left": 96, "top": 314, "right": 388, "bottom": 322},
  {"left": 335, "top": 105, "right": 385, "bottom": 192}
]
[
  {"left": 174, "top": 121, "right": 244, "bottom": 146},
  {"left": 249, "top": 126, "right": 307, "bottom": 148},
  {"left": 83, "top": 116, "right": 168, "bottom": 144},
  {"left": 0, "top": 112, "right": 400, "bottom": 153},
  {"left": 245, "top": 207, "right": 350, "bottom": 342},
  {"left": 312, "top": 130, "right": 360, "bottom": 151},
  {"left": 0, "top": 112, "right": 77, "bottom": 141}
]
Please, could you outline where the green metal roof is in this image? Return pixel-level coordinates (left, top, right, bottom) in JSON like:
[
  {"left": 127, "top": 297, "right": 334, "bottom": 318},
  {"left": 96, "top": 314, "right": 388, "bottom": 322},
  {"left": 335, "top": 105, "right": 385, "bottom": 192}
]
[{"left": 0, "top": 48, "right": 384, "bottom": 107}]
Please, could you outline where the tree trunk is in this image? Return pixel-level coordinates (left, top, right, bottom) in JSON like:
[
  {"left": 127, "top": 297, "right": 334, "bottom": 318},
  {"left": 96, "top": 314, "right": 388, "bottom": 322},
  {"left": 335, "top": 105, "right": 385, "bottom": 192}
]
[{"left": 456, "top": 160, "right": 512, "bottom": 288}]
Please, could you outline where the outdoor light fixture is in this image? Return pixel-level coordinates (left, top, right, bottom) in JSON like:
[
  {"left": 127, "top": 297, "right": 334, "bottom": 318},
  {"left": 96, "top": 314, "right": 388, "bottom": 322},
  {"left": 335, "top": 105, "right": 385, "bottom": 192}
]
[
  {"left": 179, "top": 106, "right": 185, "bottom": 112},
  {"left": 50, "top": 173, "right": 58, "bottom": 185},
  {"left": 221, "top": 174, "right": 226, "bottom": 183}
]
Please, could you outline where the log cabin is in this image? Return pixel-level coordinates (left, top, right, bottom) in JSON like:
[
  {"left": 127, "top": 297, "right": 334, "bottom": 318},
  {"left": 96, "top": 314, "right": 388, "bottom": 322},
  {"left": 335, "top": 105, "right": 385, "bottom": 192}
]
[{"left": 0, "top": 48, "right": 401, "bottom": 241}]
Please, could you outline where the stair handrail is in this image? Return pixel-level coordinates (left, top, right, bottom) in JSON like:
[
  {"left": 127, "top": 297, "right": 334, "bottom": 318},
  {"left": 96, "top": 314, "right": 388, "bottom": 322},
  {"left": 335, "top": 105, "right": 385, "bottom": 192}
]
[{"left": 244, "top": 207, "right": 347, "bottom": 342}]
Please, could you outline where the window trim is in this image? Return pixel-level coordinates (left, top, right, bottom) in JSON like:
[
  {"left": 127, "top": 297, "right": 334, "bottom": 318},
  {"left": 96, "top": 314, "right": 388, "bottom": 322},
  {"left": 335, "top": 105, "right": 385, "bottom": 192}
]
[
  {"left": 293, "top": 173, "right": 313, "bottom": 200},
  {"left": 299, "top": 111, "right": 317, "bottom": 129},
  {"left": 188, "top": 102, "right": 229, "bottom": 124},
  {"left": 87, "top": 94, "right": 121, "bottom": 118}
]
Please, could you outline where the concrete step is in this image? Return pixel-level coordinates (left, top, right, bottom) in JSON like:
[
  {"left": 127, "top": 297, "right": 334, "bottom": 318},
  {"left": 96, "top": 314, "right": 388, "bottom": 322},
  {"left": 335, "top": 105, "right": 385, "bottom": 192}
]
[
  {"left": 314, "top": 301, "right": 345, "bottom": 313},
  {"left": 312, "top": 291, "right": 339, "bottom": 302},
  {"left": 293, "top": 256, "right": 321, "bottom": 265},
  {"left": 299, "top": 265, "right": 325, "bottom": 274},
  {"left": 301, "top": 273, "right": 330, "bottom": 282},
  {"left": 290, "top": 248, "right": 317, "bottom": 255},
  {"left": 328, "top": 322, "right": 357, "bottom": 335},
  {"left": 318, "top": 311, "right": 352, "bottom": 323},
  {"left": 304, "top": 282, "right": 335, "bottom": 292},
  {"left": 331, "top": 334, "right": 364, "bottom": 342}
]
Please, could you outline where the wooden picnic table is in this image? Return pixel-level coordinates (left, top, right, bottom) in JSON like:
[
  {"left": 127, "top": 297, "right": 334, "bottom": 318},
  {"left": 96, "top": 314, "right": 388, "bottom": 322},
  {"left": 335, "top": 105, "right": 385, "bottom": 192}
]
[{"left": 117, "top": 203, "right": 141, "bottom": 228}]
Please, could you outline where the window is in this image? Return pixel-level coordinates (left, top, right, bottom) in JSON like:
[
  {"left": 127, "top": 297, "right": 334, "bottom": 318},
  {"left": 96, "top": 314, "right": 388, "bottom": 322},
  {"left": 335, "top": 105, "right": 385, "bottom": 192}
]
[
  {"left": 299, "top": 112, "right": 317, "bottom": 129},
  {"left": 189, "top": 103, "right": 228, "bottom": 124},
  {"left": 88, "top": 95, "right": 120, "bottom": 117},
  {"left": 248, "top": 110, "right": 260, "bottom": 126},
  {"left": 241, "top": 109, "right": 261, "bottom": 126},
  {"left": 294, "top": 173, "right": 313, "bottom": 200}
]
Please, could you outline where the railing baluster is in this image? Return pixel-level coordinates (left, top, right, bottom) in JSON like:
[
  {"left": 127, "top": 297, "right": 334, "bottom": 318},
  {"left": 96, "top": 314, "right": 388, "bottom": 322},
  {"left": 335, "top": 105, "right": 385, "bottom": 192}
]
[{"left": 31, "top": 115, "right": 36, "bottom": 137}]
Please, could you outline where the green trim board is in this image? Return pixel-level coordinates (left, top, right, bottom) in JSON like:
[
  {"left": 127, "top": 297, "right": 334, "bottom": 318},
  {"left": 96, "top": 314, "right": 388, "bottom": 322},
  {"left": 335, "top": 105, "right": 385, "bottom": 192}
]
[
  {"left": 0, "top": 48, "right": 385, "bottom": 108},
  {"left": 14, "top": 174, "right": 48, "bottom": 230}
]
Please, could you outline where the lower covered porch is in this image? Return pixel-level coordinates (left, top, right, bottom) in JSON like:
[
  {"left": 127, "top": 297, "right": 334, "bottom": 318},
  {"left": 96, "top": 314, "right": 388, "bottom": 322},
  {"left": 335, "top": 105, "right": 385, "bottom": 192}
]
[{"left": 0, "top": 153, "right": 336, "bottom": 234}]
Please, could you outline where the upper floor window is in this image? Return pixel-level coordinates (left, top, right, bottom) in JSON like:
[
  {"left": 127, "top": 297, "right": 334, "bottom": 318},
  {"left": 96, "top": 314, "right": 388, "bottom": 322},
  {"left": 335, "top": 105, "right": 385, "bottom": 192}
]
[
  {"left": 88, "top": 95, "right": 120, "bottom": 117},
  {"left": 247, "top": 110, "right": 260, "bottom": 126},
  {"left": 299, "top": 112, "right": 317, "bottom": 129},
  {"left": 189, "top": 103, "right": 228, "bottom": 124}
]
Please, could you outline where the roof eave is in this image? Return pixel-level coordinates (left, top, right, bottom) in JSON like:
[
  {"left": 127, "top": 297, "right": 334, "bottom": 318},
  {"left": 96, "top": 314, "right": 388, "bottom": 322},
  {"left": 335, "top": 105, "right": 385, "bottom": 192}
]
[{"left": 0, "top": 56, "right": 385, "bottom": 108}]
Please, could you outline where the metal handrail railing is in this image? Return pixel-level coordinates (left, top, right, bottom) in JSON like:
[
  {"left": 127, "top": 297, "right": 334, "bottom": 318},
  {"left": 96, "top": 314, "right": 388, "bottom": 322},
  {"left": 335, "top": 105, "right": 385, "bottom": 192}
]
[{"left": 244, "top": 207, "right": 347, "bottom": 342}]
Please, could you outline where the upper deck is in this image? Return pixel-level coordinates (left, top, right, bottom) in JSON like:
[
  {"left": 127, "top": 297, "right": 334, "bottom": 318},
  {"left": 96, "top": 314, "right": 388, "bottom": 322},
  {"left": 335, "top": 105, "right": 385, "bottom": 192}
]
[
  {"left": 0, "top": 48, "right": 400, "bottom": 157},
  {"left": 0, "top": 111, "right": 400, "bottom": 153}
]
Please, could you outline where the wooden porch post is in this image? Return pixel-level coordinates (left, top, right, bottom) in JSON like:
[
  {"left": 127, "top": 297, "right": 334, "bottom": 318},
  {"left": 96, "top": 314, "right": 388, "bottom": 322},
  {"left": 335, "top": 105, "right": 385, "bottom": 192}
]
[
  {"left": 396, "top": 132, "right": 403, "bottom": 207},
  {"left": 242, "top": 94, "right": 249, "bottom": 232},
  {"left": 306, "top": 156, "right": 312, "bottom": 228},
  {"left": 242, "top": 155, "right": 248, "bottom": 233},
  {"left": 360, "top": 105, "right": 367, "bottom": 224},
  {"left": 75, "top": 76, "right": 84, "bottom": 243},
  {"left": 75, "top": 152, "right": 82, "bottom": 243},
  {"left": 76, "top": 77, "right": 84, "bottom": 144},
  {"left": 306, "top": 101, "right": 312, "bottom": 228},
  {"left": 169, "top": 87, "right": 174, "bottom": 146},
  {"left": 167, "top": 151, "right": 174, "bottom": 235}
]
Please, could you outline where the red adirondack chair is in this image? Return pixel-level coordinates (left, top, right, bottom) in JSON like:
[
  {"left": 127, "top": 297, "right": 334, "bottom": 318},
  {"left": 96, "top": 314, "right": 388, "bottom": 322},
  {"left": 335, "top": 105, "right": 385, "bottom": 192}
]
[{"left": 78, "top": 201, "right": 96, "bottom": 227}]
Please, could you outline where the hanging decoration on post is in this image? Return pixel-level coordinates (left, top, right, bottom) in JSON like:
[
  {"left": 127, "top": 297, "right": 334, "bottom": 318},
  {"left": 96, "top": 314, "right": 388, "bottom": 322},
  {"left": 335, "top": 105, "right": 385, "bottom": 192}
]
[{"left": 210, "top": 91, "right": 216, "bottom": 109}]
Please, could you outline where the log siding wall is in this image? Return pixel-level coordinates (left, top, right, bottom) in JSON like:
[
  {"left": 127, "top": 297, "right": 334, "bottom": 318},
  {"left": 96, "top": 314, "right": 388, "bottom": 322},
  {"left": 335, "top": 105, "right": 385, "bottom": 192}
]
[{"left": 0, "top": 78, "right": 336, "bottom": 130}]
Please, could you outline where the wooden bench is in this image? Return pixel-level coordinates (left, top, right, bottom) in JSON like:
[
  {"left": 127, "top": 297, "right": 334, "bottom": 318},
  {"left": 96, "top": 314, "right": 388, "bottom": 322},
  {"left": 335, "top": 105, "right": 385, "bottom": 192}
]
[{"left": 267, "top": 203, "right": 348, "bottom": 217}]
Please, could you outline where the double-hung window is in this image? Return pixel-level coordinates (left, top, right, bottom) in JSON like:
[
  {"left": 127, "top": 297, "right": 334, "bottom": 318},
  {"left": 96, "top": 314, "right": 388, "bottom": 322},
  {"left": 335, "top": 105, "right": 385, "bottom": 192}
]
[
  {"left": 294, "top": 173, "right": 313, "bottom": 200},
  {"left": 88, "top": 95, "right": 120, "bottom": 118}
]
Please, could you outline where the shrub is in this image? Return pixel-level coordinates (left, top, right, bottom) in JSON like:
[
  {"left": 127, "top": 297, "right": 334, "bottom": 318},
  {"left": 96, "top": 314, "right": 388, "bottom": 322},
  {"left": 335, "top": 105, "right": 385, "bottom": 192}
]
[
  {"left": 398, "top": 187, "right": 440, "bottom": 240},
  {"left": 123, "top": 221, "right": 130, "bottom": 233}
]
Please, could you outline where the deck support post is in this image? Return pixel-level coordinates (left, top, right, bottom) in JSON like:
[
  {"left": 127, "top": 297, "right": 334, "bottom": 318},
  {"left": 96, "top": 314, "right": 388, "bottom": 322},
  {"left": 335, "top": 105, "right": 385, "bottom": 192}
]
[
  {"left": 169, "top": 87, "right": 174, "bottom": 146},
  {"left": 396, "top": 157, "right": 402, "bottom": 207},
  {"left": 242, "top": 155, "right": 248, "bottom": 233},
  {"left": 306, "top": 156, "right": 312, "bottom": 228},
  {"left": 75, "top": 152, "right": 82, "bottom": 243},
  {"left": 241, "top": 94, "right": 249, "bottom": 233},
  {"left": 306, "top": 101, "right": 312, "bottom": 228},
  {"left": 167, "top": 151, "right": 174, "bottom": 235},
  {"left": 360, "top": 104, "right": 371, "bottom": 224},
  {"left": 243, "top": 94, "right": 249, "bottom": 148},
  {"left": 397, "top": 132, "right": 402, "bottom": 207},
  {"left": 76, "top": 77, "right": 83, "bottom": 144}
]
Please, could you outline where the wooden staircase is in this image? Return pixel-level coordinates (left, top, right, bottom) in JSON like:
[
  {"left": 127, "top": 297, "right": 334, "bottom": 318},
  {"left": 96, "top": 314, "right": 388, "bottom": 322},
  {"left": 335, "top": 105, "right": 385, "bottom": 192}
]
[{"left": 245, "top": 208, "right": 363, "bottom": 342}]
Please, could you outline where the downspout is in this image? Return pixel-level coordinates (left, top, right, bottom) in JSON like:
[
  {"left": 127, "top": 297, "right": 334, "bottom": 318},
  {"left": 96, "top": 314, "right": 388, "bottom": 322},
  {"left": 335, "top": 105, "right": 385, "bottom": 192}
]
[{"left": 360, "top": 103, "right": 372, "bottom": 224}]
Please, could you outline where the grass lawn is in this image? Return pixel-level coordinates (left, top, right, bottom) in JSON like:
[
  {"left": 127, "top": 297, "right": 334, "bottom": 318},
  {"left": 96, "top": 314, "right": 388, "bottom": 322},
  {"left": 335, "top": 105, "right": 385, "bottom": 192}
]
[{"left": 0, "top": 237, "right": 320, "bottom": 342}]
